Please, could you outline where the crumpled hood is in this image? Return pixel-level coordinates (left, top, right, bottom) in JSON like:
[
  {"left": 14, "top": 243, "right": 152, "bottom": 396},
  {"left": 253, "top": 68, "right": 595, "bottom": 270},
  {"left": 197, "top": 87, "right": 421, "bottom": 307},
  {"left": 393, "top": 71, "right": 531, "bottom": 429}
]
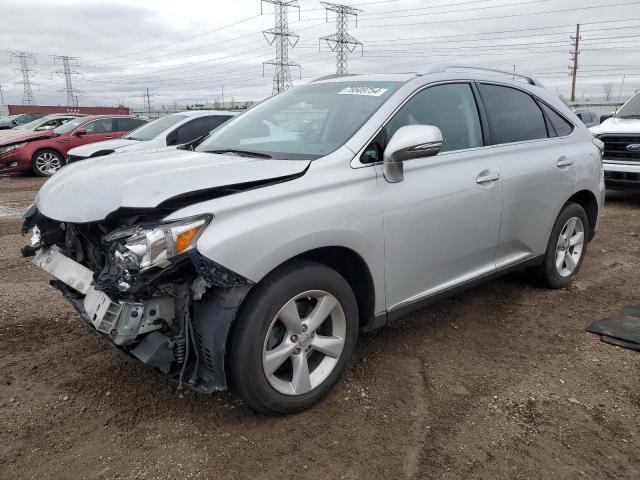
[
  {"left": 37, "top": 148, "right": 310, "bottom": 223},
  {"left": 0, "top": 130, "right": 54, "bottom": 146},
  {"left": 68, "top": 138, "right": 162, "bottom": 157},
  {"left": 591, "top": 117, "right": 640, "bottom": 136}
]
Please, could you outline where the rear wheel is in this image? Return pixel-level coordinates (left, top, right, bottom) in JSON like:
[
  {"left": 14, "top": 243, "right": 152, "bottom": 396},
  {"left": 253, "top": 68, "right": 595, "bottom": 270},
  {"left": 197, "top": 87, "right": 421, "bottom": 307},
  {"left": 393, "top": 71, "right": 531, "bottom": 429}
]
[
  {"left": 32, "top": 149, "right": 63, "bottom": 177},
  {"left": 536, "top": 202, "right": 589, "bottom": 289},
  {"left": 229, "top": 260, "right": 358, "bottom": 415}
]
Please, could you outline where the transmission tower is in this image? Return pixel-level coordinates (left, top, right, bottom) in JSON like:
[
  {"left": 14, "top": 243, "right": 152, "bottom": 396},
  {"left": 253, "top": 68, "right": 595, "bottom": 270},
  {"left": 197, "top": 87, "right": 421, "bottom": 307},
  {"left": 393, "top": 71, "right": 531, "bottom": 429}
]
[
  {"left": 320, "top": 2, "right": 363, "bottom": 75},
  {"left": 9, "top": 51, "right": 38, "bottom": 105},
  {"left": 52, "top": 55, "right": 82, "bottom": 107},
  {"left": 261, "top": 0, "right": 301, "bottom": 94}
]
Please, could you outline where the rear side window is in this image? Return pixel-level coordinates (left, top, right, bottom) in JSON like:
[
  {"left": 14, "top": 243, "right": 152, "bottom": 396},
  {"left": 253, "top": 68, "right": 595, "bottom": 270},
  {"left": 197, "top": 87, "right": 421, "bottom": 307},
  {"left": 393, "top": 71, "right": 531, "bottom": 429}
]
[
  {"left": 175, "top": 116, "right": 231, "bottom": 144},
  {"left": 478, "top": 84, "right": 548, "bottom": 144},
  {"left": 539, "top": 103, "right": 574, "bottom": 137},
  {"left": 117, "top": 118, "right": 146, "bottom": 132}
]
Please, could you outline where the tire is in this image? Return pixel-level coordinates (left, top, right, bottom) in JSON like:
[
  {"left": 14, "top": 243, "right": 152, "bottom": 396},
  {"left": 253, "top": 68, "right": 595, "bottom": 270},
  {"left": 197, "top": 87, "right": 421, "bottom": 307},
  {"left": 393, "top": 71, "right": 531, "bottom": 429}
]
[
  {"left": 32, "top": 149, "right": 64, "bottom": 177},
  {"left": 229, "top": 259, "right": 359, "bottom": 415},
  {"left": 536, "top": 202, "right": 589, "bottom": 289}
]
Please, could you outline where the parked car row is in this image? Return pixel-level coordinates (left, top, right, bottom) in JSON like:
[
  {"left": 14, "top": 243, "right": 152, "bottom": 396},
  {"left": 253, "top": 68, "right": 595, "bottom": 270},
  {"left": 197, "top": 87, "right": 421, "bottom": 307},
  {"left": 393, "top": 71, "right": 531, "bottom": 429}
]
[
  {"left": 0, "top": 113, "right": 46, "bottom": 130},
  {"left": 0, "top": 110, "right": 236, "bottom": 176},
  {"left": 23, "top": 65, "right": 604, "bottom": 414}
]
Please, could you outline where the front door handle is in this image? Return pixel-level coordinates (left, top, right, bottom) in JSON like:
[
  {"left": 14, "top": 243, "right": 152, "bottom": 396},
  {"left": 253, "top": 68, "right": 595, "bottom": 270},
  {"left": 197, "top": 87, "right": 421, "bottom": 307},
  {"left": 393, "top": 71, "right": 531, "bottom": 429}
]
[
  {"left": 556, "top": 156, "right": 574, "bottom": 168},
  {"left": 476, "top": 171, "right": 501, "bottom": 184},
  {"left": 104, "top": 136, "right": 113, "bottom": 139}
]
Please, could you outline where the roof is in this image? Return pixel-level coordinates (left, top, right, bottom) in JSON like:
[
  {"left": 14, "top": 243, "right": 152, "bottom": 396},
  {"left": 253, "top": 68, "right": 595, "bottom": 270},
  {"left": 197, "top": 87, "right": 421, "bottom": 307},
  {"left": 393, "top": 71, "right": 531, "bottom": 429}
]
[{"left": 173, "top": 110, "right": 238, "bottom": 117}]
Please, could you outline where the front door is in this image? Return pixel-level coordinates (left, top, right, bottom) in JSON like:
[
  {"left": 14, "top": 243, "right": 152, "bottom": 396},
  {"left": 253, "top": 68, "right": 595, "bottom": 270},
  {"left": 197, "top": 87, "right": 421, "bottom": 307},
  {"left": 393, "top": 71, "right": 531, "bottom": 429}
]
[
  {"left": 66, "top": 118, "right": 116, "bottom": 151},
  {"left": 378, "top": 83, "right": 503, "bottom": 312}
]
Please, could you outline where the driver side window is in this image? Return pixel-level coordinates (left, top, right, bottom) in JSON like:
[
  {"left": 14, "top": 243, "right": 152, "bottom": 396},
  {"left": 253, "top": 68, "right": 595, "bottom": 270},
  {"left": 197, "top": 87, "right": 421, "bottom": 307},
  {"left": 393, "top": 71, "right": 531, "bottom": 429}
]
[{"left": 385, "top": 83, "right": 483, "bottom": 153}]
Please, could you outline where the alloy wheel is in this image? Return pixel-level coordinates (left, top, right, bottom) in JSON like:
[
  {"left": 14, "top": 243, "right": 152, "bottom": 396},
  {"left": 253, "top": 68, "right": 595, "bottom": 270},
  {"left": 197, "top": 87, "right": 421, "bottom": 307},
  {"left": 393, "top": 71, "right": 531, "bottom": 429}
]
[
  {"left": 262, "top": 290, "right": 346, "bottom": 396},
  {"left": 35, "top": 152, "right": 62, "bottom": 175},
  {"left": 555, "top": 216, "right": 585, "bottom": 278}
]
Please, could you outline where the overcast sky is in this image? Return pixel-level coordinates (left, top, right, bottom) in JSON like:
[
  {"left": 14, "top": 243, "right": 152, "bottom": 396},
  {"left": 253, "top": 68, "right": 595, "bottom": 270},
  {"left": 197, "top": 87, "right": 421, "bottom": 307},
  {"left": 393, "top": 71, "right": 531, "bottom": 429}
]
[{"left": 1, "top": 0, "right": 639, "bottom": 108}]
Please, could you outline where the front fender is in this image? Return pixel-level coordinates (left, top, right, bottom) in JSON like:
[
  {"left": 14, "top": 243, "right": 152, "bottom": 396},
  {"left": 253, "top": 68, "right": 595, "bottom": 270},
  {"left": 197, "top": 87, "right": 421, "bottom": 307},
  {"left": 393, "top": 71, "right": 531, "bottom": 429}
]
[{"left": 167, "top": 153, "right": 387, "bottom": 314}]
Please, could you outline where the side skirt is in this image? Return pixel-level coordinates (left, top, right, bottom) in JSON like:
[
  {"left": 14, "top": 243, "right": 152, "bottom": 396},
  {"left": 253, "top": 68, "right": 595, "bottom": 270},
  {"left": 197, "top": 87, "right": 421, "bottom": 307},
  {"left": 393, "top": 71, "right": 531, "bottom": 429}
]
[{"left": 364, "top": 254, "right": 545, "bottom": 331}]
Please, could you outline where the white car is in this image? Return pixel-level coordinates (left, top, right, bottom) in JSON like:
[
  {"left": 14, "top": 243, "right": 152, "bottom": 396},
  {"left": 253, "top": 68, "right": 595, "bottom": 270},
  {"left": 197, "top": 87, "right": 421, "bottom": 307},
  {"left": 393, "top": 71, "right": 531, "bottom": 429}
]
[
  {"left": 591, "top": 92, "right": 640, "bottom": 190},
  {"left": 66, "top": 110, "right": 236, "bottom": 163},
  {"left": 0, "top": 114, "right": 80, "bottom": 141}
]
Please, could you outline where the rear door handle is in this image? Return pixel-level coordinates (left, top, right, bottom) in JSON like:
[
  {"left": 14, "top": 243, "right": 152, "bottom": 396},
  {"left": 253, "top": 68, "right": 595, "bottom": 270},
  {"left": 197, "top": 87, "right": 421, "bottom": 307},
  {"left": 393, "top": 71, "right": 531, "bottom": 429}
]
[
  {"left": 104, "top": 136, "right": 113, "bottom": 139},
  {"left": 476, "top": 171, "right": 501, "bottom": 184},
  {"left": 556, "top": 156, "right": 574, "bottom": 168}
]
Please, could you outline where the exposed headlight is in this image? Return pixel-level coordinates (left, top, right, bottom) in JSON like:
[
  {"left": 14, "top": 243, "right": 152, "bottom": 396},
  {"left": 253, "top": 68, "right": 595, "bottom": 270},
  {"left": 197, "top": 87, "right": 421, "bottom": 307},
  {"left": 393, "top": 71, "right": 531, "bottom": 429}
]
[
  {"left": 0, "top": 142, "right": 27, "bottom": 155},
  {"left": 103, "top": 215, "right": 211, "bottom": 272}
]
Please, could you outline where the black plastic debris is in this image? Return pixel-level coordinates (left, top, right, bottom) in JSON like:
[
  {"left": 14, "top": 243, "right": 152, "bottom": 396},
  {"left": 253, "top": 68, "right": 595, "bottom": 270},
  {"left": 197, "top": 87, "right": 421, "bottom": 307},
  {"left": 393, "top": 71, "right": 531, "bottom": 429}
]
[{"left": 586, "top": 305, "right": 640, "bottom": 352}]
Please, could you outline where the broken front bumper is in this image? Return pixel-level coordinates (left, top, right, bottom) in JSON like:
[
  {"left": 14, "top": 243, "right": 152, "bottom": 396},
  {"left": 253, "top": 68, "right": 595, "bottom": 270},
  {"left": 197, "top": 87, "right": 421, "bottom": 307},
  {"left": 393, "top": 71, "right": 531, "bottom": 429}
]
[{"left": 32, "top": 247, "right": 177, "bottom": 370}]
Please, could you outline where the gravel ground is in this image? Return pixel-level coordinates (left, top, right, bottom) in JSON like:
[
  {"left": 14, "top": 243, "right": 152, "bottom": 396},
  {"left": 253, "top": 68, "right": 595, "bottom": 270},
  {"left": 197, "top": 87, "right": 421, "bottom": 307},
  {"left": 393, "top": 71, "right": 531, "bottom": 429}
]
[{"left": 0, "top": 175, "right": 639, "bottom": 480}]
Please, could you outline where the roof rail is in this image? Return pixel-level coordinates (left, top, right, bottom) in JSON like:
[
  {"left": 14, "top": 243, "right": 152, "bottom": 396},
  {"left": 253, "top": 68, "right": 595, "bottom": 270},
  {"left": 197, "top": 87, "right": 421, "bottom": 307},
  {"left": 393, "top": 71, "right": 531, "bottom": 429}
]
[
  {"left": 421, "top": 63, "right": 544, "bottom": 87},
  {"left": 311, "top": 73, "right": 360, "bottom": 82}
]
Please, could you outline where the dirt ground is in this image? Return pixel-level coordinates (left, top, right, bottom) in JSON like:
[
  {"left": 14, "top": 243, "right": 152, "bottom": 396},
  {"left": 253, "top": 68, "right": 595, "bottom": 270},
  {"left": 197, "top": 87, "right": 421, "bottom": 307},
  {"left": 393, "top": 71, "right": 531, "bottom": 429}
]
[{"left": 0, "top": 175, "right": 639, "bottom": 480}]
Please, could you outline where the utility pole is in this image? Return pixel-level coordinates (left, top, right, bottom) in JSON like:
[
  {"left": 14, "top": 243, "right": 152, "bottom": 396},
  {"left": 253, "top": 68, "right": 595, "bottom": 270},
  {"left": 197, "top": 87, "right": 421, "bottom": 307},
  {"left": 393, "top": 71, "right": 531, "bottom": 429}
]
[
  {"left": 320, "top": 2, "right": 363, "bottom": 75},
  {"left": 569, "top": 24, "right": 580, "bottom": 102},
  {"left": 9, "top": 51, "right": 38, "bottom": 105},
  {"left": 143, "top": 88, "right": 152, "bottom": 116},
  {"left": 221, "top": 84, "right": 224, "bottom": 108},
  {"left": 0, "top": 84, "right": 5, "bottom": 107},
  {"left": 261, "top": 0, "right": 301, "bottom": 94},
  {"left": 52, "top": 55, "right": 82, "bottom": 107}
]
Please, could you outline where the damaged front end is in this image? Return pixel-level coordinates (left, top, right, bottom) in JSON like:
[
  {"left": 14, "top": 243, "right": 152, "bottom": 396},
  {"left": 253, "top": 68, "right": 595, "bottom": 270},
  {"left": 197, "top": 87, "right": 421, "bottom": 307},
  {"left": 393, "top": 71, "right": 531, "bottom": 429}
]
[{"left": 21, "top": 204, "right": 252, "bottom": 394}]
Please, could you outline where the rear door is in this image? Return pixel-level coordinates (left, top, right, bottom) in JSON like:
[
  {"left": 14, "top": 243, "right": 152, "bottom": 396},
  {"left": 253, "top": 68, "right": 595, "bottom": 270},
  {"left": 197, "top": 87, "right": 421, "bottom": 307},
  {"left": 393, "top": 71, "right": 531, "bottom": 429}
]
[{"left": 477, "top": 83, "right": 582, "bottom": 266}]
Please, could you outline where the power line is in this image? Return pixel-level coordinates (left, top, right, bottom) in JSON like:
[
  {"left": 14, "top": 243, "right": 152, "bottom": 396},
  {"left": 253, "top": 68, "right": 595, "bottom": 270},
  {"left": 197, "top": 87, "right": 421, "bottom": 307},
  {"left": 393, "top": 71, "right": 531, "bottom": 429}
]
[
  {"left": 52, "top": 55, "right": 82, "bottom": 106},
  {"left": 320, "top": 2, "right": 363, "bottom": 74},
  {"left": 9, "top": 51, "right": 38, "bottom": 105},
  {"left": 261, "top": 0, "right": 301, "bottom": 94}
]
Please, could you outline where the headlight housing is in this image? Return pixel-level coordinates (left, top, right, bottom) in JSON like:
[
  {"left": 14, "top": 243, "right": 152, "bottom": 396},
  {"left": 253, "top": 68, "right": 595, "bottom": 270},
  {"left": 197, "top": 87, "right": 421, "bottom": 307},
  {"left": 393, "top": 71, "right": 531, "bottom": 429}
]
[
  {"left": 0, "top": 142, "right": 27, "bottom": 156},
  {"left": 103, "top": 215, "right": 212, "bottom": 272}
]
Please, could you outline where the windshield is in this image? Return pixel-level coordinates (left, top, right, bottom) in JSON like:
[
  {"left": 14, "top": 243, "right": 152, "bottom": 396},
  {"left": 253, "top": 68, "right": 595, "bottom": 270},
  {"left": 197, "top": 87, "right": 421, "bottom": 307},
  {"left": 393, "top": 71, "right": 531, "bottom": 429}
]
[
  {"left": 617, "top": 92, "right": 640, "bottom": 118},
  {"left": 124, "top": 114, "right": 186, "bottom": 140},
  {"left": 196, "top": 81, "right": 400, "bottom": 159}
]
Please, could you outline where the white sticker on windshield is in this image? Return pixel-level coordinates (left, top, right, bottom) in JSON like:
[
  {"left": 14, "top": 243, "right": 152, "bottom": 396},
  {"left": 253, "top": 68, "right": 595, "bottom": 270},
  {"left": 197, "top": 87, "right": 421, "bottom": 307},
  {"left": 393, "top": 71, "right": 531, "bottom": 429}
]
[{"left": 338, "top": 87, "right": 388, "bottom": 97}]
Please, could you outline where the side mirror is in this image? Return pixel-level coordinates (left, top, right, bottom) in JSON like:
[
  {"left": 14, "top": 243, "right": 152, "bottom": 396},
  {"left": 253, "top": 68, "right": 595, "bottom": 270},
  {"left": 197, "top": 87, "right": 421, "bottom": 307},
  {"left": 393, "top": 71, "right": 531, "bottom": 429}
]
[
  {"left": 383, "top": 125, "right": 443, "bottom": 183},
  {"left": 74, "top": 128, "right": 87, "bottom": 136}
]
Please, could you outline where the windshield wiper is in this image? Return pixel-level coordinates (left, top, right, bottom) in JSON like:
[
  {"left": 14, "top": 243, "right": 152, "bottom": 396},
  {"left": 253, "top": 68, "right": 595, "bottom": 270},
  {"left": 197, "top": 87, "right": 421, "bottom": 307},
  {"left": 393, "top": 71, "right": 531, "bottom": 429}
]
[
  {"left": 617, "top": 114, "right": 640, "bottom": 119},
  {"left": 205, "top": 149, "right": 272, "bottom": 159}
]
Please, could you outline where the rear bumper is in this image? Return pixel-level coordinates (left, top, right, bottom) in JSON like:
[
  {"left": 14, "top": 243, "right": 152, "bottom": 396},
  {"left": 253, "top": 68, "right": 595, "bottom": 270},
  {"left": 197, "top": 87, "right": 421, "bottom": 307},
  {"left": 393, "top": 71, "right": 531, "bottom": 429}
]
[{"left": 603, "top": 161, "right": 640, "bottom": 190}]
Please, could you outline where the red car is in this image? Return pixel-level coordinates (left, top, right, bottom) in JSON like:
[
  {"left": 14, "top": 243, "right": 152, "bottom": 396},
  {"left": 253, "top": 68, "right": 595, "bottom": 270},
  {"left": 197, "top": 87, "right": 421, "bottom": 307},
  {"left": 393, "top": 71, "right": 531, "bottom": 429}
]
[{"left": 0, "top": 115, "right": 147, "bottom": 176}]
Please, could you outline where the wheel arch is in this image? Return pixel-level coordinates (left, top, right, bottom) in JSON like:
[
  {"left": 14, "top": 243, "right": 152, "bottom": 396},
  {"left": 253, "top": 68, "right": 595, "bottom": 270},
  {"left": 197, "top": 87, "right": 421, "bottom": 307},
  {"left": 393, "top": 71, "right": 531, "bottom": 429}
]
[
  {"left": 32, "top": 146, "right": 64, "bottom": 159},
  {"left": 291, "top": 246, "right": 376, "bottom": 329},
  {"left": 566, "top": 189, "right": 599, "bottom": 241}
]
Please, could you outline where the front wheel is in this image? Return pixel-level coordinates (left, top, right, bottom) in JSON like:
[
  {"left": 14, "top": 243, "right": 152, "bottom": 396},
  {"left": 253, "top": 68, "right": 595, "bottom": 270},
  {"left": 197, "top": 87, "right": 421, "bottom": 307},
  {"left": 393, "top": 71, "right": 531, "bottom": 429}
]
[
  {"left": 537, "top": 202, "right": 589, "bottom": 289},
  {"left": 229, "top": 260, "right": 359, "bottom": 415},
  {"left": 32, "top": 149, "right": 63, "bottom": 177}
]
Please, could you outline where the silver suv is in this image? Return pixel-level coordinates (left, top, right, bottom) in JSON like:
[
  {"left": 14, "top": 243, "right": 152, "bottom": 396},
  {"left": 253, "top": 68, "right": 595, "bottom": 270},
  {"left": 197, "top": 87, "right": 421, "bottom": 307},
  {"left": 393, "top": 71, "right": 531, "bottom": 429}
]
[{"left": 23, "top": 65, "right": 604, "bottom": 414}]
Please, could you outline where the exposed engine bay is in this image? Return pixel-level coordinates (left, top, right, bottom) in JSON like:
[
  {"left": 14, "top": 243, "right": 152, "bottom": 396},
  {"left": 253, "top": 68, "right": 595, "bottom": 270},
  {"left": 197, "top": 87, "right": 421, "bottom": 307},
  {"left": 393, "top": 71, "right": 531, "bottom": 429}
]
[{"left": 21, "top": 204, "right": 252, "bottom": 394}]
